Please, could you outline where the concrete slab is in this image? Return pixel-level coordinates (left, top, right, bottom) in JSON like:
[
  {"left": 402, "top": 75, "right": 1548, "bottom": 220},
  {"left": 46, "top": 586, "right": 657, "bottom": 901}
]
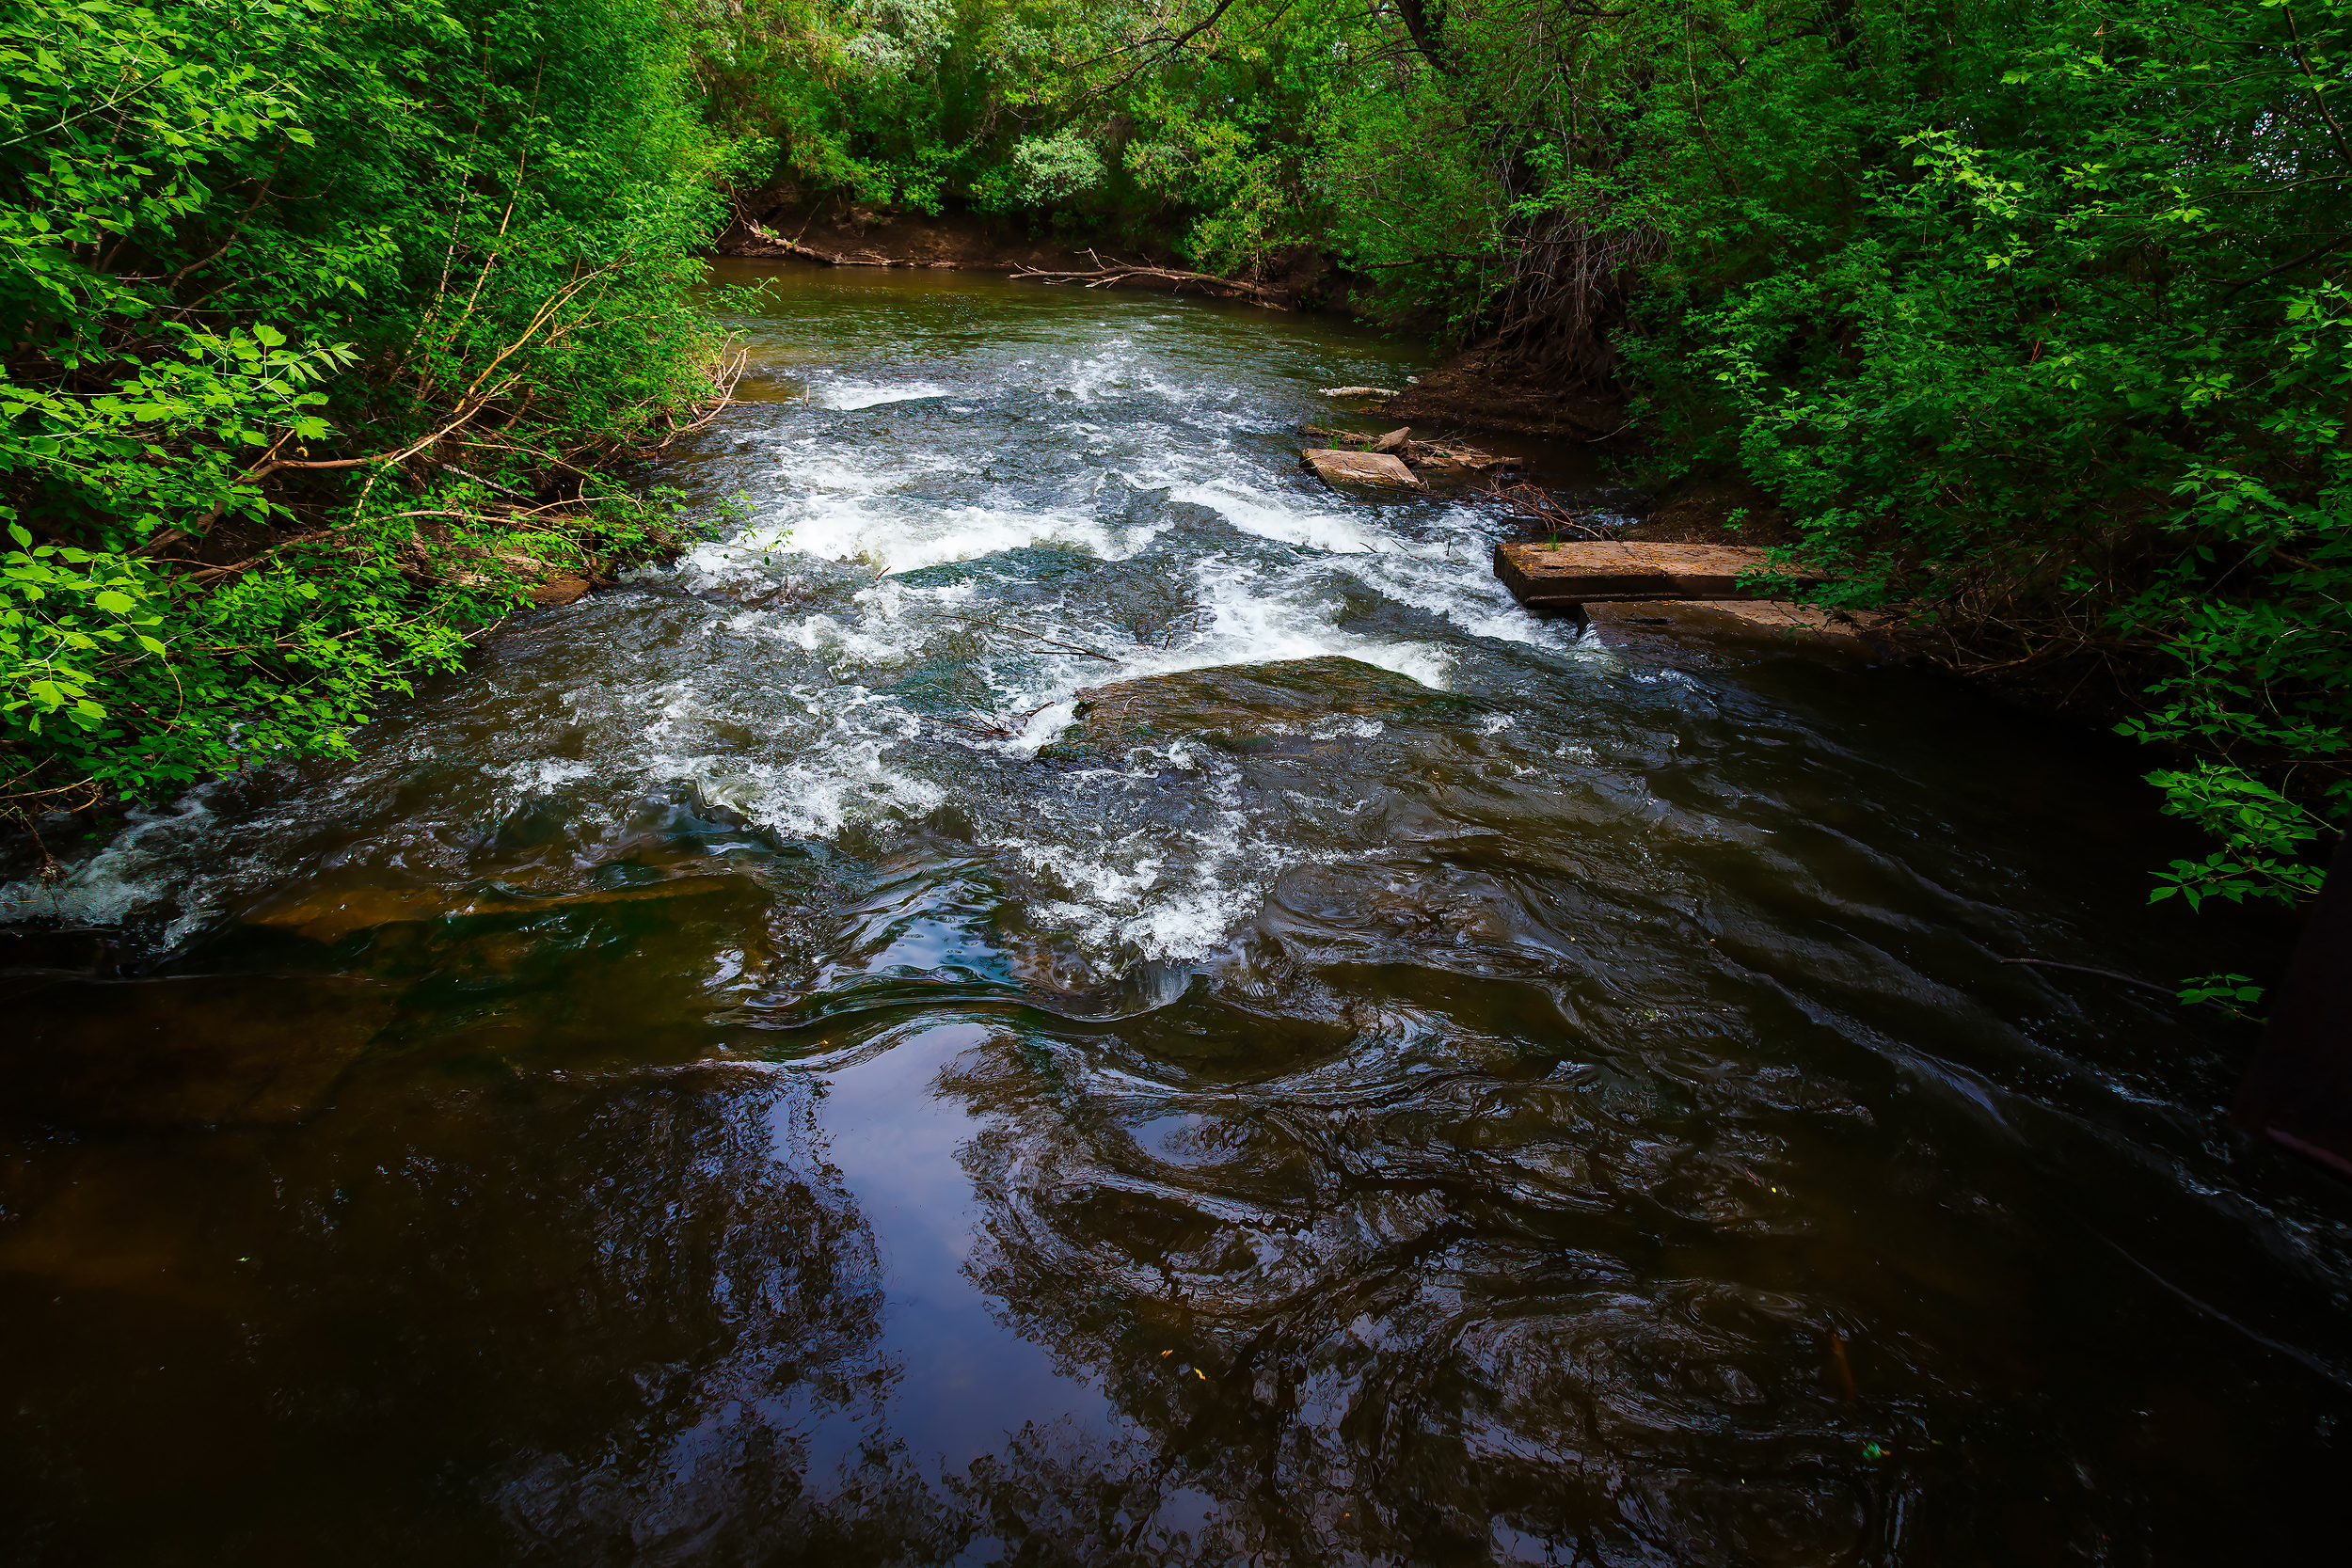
[{"left": 1495, "top": 540, "right": 1811, "bottom": 604}]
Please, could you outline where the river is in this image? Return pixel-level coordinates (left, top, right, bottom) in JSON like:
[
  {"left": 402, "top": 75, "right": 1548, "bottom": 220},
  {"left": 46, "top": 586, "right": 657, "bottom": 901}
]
[{"left": 3, "top": 263, "right": 2345, "bottom": 1564}]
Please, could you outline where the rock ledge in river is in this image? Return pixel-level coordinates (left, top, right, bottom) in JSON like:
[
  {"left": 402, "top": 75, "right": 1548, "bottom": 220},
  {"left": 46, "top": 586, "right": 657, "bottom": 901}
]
[
  {"left": 8, "top": 974, "right": 395, "bottom": 1128},
  {"left": 1052, "top": 656, "right": 1451, "bottom": 755}
]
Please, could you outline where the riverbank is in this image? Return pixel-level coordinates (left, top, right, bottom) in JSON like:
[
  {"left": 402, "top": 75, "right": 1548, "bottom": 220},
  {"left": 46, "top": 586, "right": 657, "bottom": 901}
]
[{"left": 2, "top": 0, "right": 725, "bottom": 842}]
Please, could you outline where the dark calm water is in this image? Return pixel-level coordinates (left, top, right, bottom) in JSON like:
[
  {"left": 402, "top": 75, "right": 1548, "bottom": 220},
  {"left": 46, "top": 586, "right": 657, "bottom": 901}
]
[{"left": 3, "top": 264, "right": 2345, "bottom": 1565}]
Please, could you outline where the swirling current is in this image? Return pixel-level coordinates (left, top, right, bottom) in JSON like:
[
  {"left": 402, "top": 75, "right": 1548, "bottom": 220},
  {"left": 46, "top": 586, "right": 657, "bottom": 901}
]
[{"left": 2, "top": 263, "right": 2345, "bottom": 1565}]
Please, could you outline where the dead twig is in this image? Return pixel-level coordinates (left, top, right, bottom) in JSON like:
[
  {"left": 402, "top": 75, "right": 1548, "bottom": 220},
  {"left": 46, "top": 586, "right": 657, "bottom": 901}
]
[
  {"left": 929, "top": 702, "right": 1052, "bottom": 740},
  {"left": 1476, "top": 475, "right": 1618, "bottom": 540},
  {"left": 246, "top": 261, "right": 624, "bottom": 486},
  {"left": 1998, "top": 957, "right": 2191, "bottom": 1001},
  {"left": 653, "top": 345, "right": 751, "bottom": 449}
]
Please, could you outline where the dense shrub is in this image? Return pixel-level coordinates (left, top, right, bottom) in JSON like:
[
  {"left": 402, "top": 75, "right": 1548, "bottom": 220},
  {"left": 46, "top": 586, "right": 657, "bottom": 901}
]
[{"left": 2, "top": 0, "right": 724, "bottom": 819}]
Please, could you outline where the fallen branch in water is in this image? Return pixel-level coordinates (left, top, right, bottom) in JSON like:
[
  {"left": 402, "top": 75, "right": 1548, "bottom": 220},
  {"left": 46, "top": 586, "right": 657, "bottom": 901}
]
[
  {"left": 1996, "top": 957, "right": 2181, "bottom": 996},
  {"left": 929, "top": 702, "right": 1052, "bottom": 740},
  {"left": 1011, "top": 253, "right": 1290, "bottom": 309},
  {"left": 1996, "top": 956, "right": 2252, "bottom": 1018},
  {"left": 741, "top": 222, "right": 938, "bottom": 269},
  {"left": 1477, "top": 476, "right": 1617, "bottom": 540}
]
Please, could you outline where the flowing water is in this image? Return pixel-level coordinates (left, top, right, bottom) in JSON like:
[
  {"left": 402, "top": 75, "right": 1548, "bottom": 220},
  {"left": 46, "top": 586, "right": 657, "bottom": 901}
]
[{"left": 4, "top": 264, "right": 2346, "bottom": 1565}]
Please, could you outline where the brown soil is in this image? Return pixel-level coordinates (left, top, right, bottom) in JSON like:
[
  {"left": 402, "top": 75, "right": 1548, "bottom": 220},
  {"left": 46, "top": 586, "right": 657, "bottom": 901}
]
[
  {"left": 1622, "top": 469, "right": 1802, "bottom": 548},
  {"left": 1372, "top": 345, "right": 1624, "bottom": 443}
]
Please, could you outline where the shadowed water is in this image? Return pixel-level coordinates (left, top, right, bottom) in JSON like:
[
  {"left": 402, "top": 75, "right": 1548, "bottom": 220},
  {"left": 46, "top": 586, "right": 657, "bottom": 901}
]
[{"left": 2, "top": 264, "right": 2344, "bottom": 1565}]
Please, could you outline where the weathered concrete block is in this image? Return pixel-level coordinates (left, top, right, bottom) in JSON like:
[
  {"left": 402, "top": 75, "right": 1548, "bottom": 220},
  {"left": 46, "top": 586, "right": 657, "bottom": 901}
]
[{"left": 1494, "top": 540, "right": 1809, "bottom": 604}]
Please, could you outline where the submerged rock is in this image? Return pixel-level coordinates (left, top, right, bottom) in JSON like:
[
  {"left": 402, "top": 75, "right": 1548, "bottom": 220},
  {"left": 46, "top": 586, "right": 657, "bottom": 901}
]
[
  {"left": 1049, "top": 655, "right": 1452, "bottom": 755},
  {"left": 8, "top": 974, "right": 396, "bottom": 1128},
  {"left": 241, "top": 872, "right": 745, "bottom": 942}
]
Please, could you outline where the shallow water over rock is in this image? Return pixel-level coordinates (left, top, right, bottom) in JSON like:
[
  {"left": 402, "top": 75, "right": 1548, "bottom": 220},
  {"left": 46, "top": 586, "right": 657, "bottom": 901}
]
[{"left": 2, "top": 264, "right": 2345, "bottom": 1564}]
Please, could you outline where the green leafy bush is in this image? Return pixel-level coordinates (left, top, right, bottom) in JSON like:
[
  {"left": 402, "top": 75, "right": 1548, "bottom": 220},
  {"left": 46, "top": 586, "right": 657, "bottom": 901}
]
[{"left": 2, "top": 0, "right": 725, "bottom": 820}]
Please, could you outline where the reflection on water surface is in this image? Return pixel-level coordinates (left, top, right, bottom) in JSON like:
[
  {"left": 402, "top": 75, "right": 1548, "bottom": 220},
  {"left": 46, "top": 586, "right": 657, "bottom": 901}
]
[{"left": 3, "top": 263, "right": 2344, "bottom": 1564}]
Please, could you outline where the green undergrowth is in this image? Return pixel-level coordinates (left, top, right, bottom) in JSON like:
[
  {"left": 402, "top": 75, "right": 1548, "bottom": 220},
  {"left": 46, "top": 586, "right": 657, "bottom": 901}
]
[{"left": 3, "top": 0, "right": 728, "bottom": 831}]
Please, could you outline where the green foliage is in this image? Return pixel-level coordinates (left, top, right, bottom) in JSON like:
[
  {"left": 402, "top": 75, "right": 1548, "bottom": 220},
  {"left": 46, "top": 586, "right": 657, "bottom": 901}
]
[
  {"left": 1, "top": 527, "right": 168, "bottom": 736},
  {"left": 680, "top": 0, "right": 1338, "bottom": 271},
  {"left": 1601, "top": 1, "right": 2352, "bottom": 963},
  {"left": 2178, "top": 974, "right": 2266, "bottom": 1019},
  {"left": 999, "top": 127, "right": 1107, "bottom": 209},
  {"left": 2142, "top": 765, "right": 2331, "bottom": 911},
  {"left": 2, "top": 0, "right": 725, "bottom": 816}
]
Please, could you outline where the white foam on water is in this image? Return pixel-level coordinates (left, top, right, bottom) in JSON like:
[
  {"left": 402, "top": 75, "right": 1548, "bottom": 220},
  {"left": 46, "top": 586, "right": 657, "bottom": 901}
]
[
  {"left": 677, "top": 436, "right": 1153, "bottom": 579},
  {"left": 0, "top": 789, "right": 225, "bottom": 933},
  {"left": 815, "top": 379, "right": 950, "bottom": 410},
  {"left": 1055, "top": 341, "right": 1150, "bottom": 404},
  {"left": 645, "top": 680, "right": 945, "bottom": 839},
  {"left": 987, "top": 754, "right": 1273, "bottom": 961},
  {"left": 1043, "top": 340, "right": 1232, "bottom": 413},
  {"left": 1175, "top": 561, "right": 1455, "bottom": 688},
  {"left": 904, "top": 545, "right": 1463, "bottom": 765},
  {"left": 1168, "top": 478, "right": 1389, "bottom": 556},
  {"left": 500, "top": 757, "right": 598, "bottom": 793}
]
